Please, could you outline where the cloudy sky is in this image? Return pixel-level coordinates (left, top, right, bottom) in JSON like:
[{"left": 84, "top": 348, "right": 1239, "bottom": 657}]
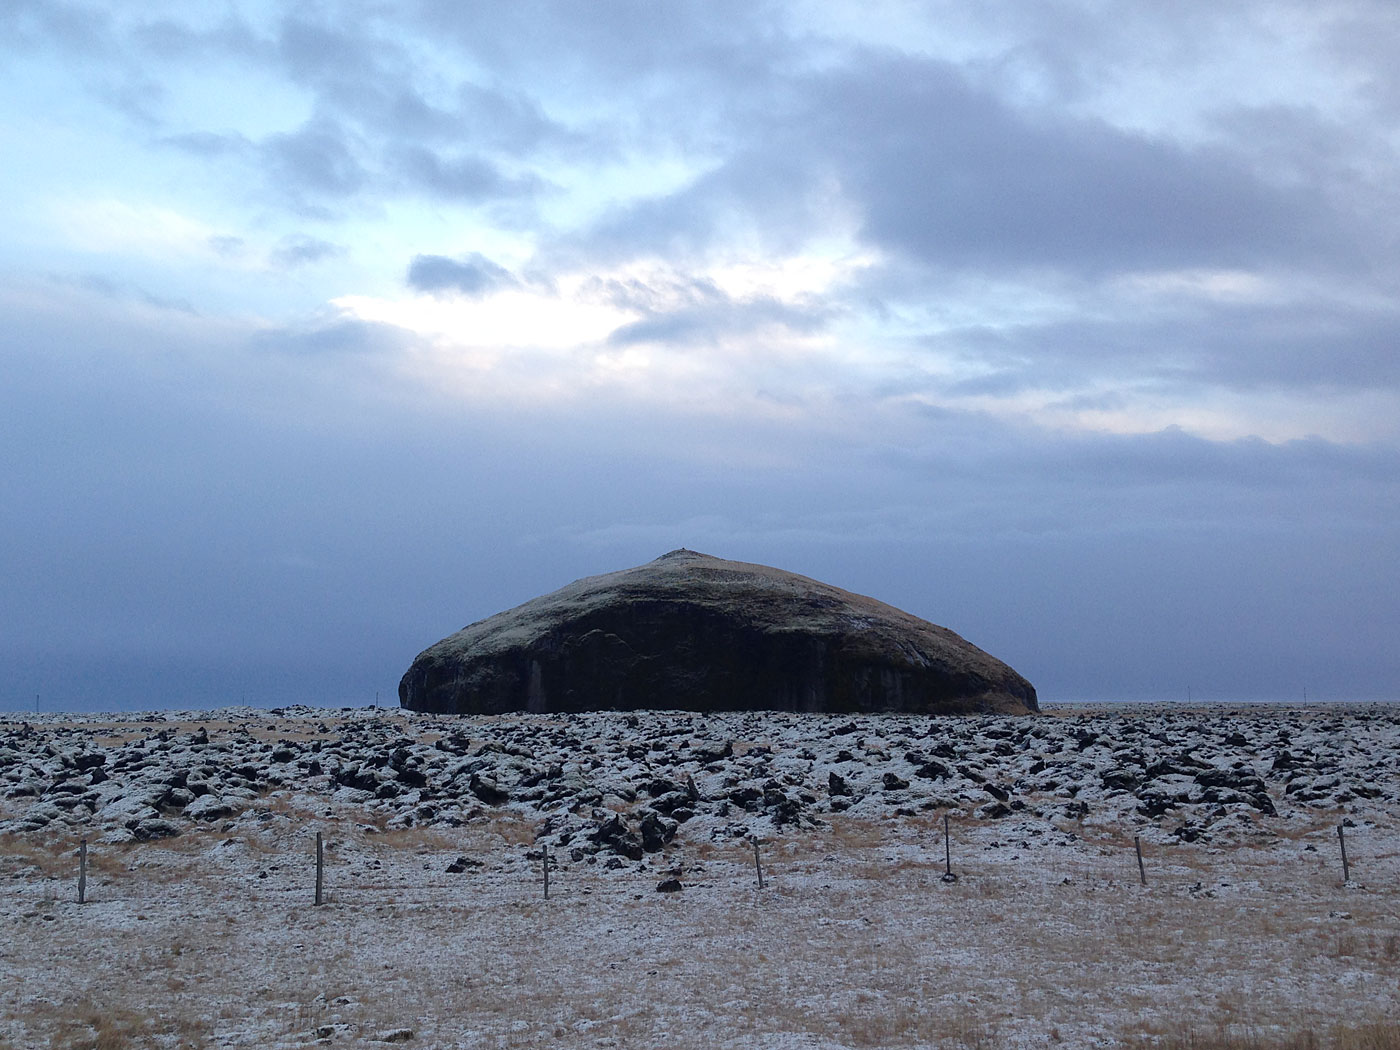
[{"left": 3, "top": 1, "right": 1398, "bottom": 710}]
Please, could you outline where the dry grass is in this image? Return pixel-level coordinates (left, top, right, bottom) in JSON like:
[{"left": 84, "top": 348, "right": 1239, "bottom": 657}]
[
  {"left": 4, "top": 803, "right": 1399, "bottom": 1049},
  {"left": 43, "top": 1002, "right": 208, "bottom": 1050},
  {"left": 1137, "top": 1022, "right": 1400, "bottom": 1050}
]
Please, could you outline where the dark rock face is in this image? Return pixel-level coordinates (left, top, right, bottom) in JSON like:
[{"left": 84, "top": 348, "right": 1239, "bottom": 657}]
[{"left": 399, "top": 549, "right": 1038, "bottom": 716}]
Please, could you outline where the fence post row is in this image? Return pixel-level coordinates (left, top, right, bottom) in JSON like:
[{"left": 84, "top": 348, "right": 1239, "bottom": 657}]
[{"left": 55, "top": 816, "right": 1362, "bottom": 910}]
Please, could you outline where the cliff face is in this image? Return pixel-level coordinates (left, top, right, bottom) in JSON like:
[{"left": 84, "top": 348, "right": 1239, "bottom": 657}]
[{"left": 399, "top": 550, "right": 1038, "bottom": 716}]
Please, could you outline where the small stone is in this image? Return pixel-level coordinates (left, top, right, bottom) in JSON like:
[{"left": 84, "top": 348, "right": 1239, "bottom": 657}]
[{"left": 656, "top": 878, "right": 683, "bottom": 893}]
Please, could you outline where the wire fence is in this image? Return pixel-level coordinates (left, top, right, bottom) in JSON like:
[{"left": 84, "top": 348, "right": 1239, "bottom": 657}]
[{"left": 20, "top": 815, "right": 1380, "bottom": 915}]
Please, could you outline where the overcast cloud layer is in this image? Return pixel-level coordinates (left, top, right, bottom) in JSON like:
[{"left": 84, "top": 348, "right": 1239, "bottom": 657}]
[{"left": 2, "top": 1, "right": 1397, "bottom": 709}]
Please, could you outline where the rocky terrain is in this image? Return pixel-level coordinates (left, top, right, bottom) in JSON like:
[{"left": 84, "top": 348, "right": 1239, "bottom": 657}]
[
  {"left": 2, "top": 702, "right": 1398, "bottom": 1049},
  {"left": 3, "top": 703, "right": 1392, "bottom": 851},
  {"left": 400, "top": 549, "right": 1037, "bottom": 715}
]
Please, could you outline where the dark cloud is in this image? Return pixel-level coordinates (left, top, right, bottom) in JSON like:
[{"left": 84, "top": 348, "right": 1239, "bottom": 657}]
[
  {"left": 1179, "top": 302, "right": 1400, "bottom": 392},
  {"left": 393, "top": 146, "right": 540, "bottom": 201},
  {"left": 270, "top": 235, "right": 344, "bottom": 268},
  {"left": 263, "top": 116, "right": 367, "bottom": 201},
  {"left": 1317, "top": 1, "right": 1400, "bottom": 113},
  {"left": 4, "top": 6, "right": 564, "bottom": 212},
  {"left": 406, "top": 253, "right": 517, "bottom": 297},
  {"left": 452, "top": 83, "right": 571, "bottom": 154},
  {"left": 277, "top": 15, "right": 387, "bottom": 89},
  {"left": 824, "top": 56, "right": 1334, "bottom": 275},
  {"left": 23, "top": 2, "right": 1379, "bottom": 276},
  {"left": 252, "top": 318, "right": 407, "bottom": 357},
  {"left": 8, "top": 2, "right": 1397, "bottom": 264},
  {"left": 583, "top": 50, "right": 1343, "bottom": 280},
  {"left": 412, "top": 0, "right": 787, "bottom": 93},
  {"left": 929, "top": 296, "right": 1400, "bottom": 397},
  {"left": 127, "top": 12, "right": 264, "bottom": 63},
  {"left": 1, "top": 0, "right": 115, "bottom": 56},
  {"left": 1024, "top": 426, "right": 1400, "bottom": 490}
]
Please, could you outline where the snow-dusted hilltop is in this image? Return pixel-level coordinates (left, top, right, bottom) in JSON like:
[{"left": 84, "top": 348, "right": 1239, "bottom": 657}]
[{"left": 399, "top": 549, "right": 1038, "bottom": 716}]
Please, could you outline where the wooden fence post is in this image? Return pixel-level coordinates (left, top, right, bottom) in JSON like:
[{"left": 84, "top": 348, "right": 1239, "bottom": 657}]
[
  {"left": 941, "top": 813, "right": 958, "bottom": 883},
  {"left": 78, "top": 838, "right": 87, "bottom": 904},
  {"left": 543, "top": 843, "right": 550, "bottom": 900},
  {"left": 1134, "top": 835, "right": 1146, "bottom": 886},
  {"left": 1338, "top": 824, "right": 1350, "bottom": 883},
  {"left": 753, "top": 840, "right": 764, "bottom": 889},
  {"left": 315, "top": 831, "right": 324, "bottom": 906}
]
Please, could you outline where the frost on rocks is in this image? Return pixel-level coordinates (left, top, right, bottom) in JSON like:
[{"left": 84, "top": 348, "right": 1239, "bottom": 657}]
[
  {"left": 2, "top": 699, "right": 1397, "bottom": 857},
  {"left": 1, "top": 702, "right": 1398, "bottom": 1047}
]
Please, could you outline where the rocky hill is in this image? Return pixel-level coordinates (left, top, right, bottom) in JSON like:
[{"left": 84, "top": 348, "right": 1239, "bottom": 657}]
[{"left": 399, "top": 549, "right": 1037, "bottom": 715}]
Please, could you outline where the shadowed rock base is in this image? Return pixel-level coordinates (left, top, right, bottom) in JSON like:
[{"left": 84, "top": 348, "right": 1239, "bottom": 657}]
[{"left": 399, "top": 550, "right": 1038, "bottom": 715}]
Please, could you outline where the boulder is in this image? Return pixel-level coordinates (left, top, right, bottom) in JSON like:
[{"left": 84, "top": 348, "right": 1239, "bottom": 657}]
[
  {"left": 590, "top": 814, "right": 644, "bottom": 860},
  {"left": 133, "top": 817, "right": 182, "bottom": 840},
  {"left": 400, "top": 550, "right": 1037, "bottom": 715},
  {"left": 97, "top": 795, "right": 159, "bottom": 828},
  {"left": 639, "top": 810, "right": 678, "bottom": 852},
  {"left": 184, "top": 794, "right": 241, "bottom": 822}
]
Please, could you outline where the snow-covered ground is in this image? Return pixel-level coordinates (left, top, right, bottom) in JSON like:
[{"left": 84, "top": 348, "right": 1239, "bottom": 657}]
[{"left": 2, "top": 702, "right": 1397, "bottom": 1048}]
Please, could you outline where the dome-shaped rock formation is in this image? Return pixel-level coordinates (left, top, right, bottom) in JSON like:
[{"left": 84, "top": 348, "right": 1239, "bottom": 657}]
[{"left": 399, "top": 550, "right": 1038, "bottom": 716}]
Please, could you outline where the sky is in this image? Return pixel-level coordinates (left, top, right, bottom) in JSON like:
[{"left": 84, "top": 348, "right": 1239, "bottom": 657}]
[{"left": 2, "top": 0, "right": 1398, "bottom": 711}]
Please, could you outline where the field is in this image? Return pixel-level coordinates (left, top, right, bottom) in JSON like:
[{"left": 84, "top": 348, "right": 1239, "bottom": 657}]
[{"left": 2, "top": 703, "right": 1397, "bottom": 1049}]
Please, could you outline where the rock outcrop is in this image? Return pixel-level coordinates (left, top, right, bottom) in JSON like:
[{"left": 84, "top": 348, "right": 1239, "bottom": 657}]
[{"left": 399, "top": 550, "right": 1038, "bottom": 715}]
